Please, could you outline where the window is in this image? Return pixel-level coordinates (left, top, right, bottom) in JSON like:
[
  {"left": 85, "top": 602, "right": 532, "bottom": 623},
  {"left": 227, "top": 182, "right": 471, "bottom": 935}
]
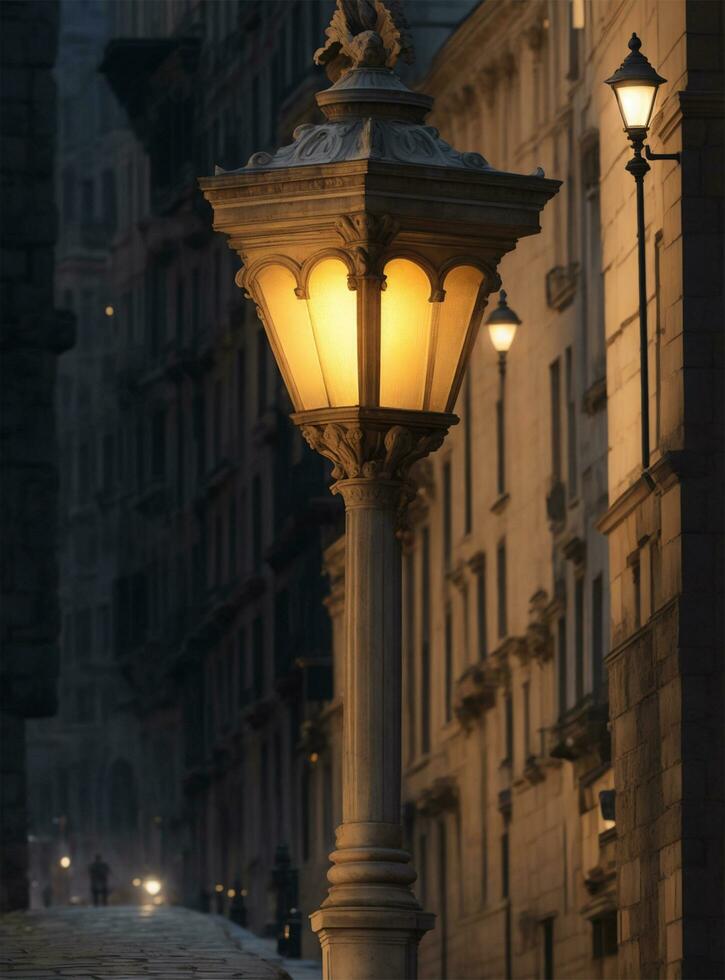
[
  {"left": 542, "top": 917, "right": 555, "bottom": 980},
  {"left": 442, "top": 459, "right": 452, "bottom": 569},
  {"left": 476, "top": 557, "right": 487, "bottom": 657},
  {"left": 151, "top": 409, "right": 165, "bottom": 480},
  {"left": 62, "top": 169, "right": 76, "bottom": 221},
  {"left": 301, "top": 762, "right": 311, "bottom": 861},
  {"left": 81, "top": 179, "right": 94, "bottom": 222},
  {"left": 213, "top": 379, "right": 223, "bottom": 462},
  {"left": 464, "top": 380, "right": 472, "bottom": 532},
  {"left": 444, "top": 606, "right": 453, "bottom": 723},
  {"left": 504, "top": 692, "right": 513, "bottom": 764},
  {"left": 550, "top": 359, "right": 562, "bottom": 482},
  {"left": 438, "top": 821, "right": 448, "bottom": 979},
  {"left": 592, "top": 912, "right": 617, "bottom": 959},
  {"left": 229, "top": 498, "right": 237, "bottom": 577},
  {"left": 102, "top": 433, "right": 115, "bottom": 492},
  {"left": 592, "top": 574, "right": 604, "bottom": 694},
  {"left": 421, "top": 527, "right": 431, "bottom": 753},
  {"left": 501, "top": 832, "right": 509, "bottom": 898},
  {"left": 418, "top": 833, "right": 428, "bottom": 907},
  {"left": 565, "top": 347, "right": 577, "bottom": 498},
  {"left": 237, "top": 349, "right": 246, "bottom": 454},
  {"left": 252, "top": 475, "right": 262, "bottom": 569},
  {"left": 257, "top": 330, "right": 267, "bottom": 417},
  {"left": 557, "top": 615, "right": 567, "bottom": 716},
  {"left": 252, "top": 616, "right": 264, "bottom": 698},
  {"left": 523, "top": 680, "right": 531, "bottom": 759},
  {"left": 101, "top": 169, "right": 117, "bottom": 234},
  {"left": 191, "top": 268, "right": 201, "bottom": 337},
  {"left": 496, "top": 540, "right": 507, "bottom": 639},
  {"left": 582, "top": 137, "right": 604, "bottom": 384},
  {"left": 575, "top": 576, "right": 584, "bottom": 701},
  {"left": 176, "top": 278, "right": 185, "bottom": 344},
  {"left": 274, "top": 590, "right": 290, "bottom": 677}
]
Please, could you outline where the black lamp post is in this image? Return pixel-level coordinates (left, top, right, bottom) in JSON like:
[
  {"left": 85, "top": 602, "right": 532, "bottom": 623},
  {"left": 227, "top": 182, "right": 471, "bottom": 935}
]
[{"left": 605, "top": 33, "right": 680, "bottom": 469}]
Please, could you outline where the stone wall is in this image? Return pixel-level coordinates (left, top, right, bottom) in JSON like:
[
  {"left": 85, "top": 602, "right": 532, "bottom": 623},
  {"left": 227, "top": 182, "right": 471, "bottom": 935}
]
[{"left": 0, "top": 0, "right": 72, "bottom": 913}]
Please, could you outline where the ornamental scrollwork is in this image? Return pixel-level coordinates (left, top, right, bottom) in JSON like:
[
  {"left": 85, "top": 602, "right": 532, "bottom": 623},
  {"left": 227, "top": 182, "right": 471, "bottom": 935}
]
[
  {"left": 314, "top": 0, "right": 414, "bottom": 81},
  {"left": 299, "top": 421, "right": 447, "bottom": 486}
]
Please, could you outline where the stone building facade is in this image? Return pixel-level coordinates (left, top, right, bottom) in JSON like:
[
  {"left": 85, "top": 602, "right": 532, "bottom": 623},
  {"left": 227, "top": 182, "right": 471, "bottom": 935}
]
[
  {"left": 0, "top": 0, "right": 73, "bottom": 912},
  {"left": 27, "top": 0, "right": 473, "bottom": 928},
  {"left": 301, "top": 0, "right": 723, "bottom": 977}
]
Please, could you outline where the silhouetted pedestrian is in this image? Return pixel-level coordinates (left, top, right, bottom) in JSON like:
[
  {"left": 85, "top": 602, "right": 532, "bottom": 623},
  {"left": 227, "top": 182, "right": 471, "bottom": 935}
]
[{"left": 88, "top": 854, "right": 110, "bottom": 906}]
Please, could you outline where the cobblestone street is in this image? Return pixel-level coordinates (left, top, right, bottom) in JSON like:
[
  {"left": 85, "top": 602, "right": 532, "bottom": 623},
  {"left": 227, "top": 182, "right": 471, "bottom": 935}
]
[{"left": 0, "top": 905, "right": 294, "bottom": 979}]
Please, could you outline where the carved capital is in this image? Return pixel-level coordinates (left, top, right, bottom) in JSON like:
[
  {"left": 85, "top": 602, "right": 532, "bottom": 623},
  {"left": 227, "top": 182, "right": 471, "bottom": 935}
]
[
  {"left": 292, "top": 406, "right": 456, "bottom": 519},
  {"left": 335, "top": 212, "right": 400, "bottom": 277}
]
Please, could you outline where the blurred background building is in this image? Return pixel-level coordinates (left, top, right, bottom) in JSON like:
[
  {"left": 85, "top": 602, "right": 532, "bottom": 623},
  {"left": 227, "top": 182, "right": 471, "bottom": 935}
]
[
  {"left": 1, "top": 0, "right": 73, "bottom": 913},
  {"left": 20, "top": 1, "right": 723, "bottom": 978}
]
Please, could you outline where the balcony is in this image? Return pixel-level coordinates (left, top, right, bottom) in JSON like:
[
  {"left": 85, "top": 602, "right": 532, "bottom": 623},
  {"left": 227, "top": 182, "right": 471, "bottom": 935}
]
[
  {"left": 453, "top": 661, "right": 497, "bottom": 730},
  {"left": 416, "top": 777, "right": 459, "bottom": 818},
  {"left": 545, "top": 263, "right": 578, "bottom": 312},
  {"left": 549, "top": 697, "right": 610, "bottom": 770}
]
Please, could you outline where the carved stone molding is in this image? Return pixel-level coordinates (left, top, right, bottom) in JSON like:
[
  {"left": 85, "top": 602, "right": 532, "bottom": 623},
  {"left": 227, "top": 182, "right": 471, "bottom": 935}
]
[
  {"left": 235, "top": 118, "right": 493, "bottom": 175},
  {"left": 453, "top": 662, "right": 497, "bottom": 729}
]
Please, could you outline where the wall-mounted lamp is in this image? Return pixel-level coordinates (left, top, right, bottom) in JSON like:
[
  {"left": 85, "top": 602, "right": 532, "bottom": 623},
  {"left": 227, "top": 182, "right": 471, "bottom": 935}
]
[{"left": 605, "top": 34, "right": 680, "bottom": 470}]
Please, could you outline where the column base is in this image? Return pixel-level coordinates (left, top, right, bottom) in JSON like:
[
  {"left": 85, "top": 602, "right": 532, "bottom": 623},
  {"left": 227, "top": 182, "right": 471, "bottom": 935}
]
[{"left": 311, "top": 906, "right": 435, "bottom": 980}]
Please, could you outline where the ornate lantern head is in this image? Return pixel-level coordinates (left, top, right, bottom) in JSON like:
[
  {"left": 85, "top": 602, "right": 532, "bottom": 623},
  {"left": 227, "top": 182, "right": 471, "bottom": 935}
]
[
  {"left": 199, "top": 1, "right": 559, "bottom": 455},
  {"left": 605, "top": 33, "right": 665, "bottom": 138}
]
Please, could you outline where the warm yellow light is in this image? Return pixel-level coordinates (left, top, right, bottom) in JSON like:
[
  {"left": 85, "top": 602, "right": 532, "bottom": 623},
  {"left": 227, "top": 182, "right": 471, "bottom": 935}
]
[
  {"left": 428, "top": 265, "right": 484, "bottom": 411},
  {"left": 59, "top": 855, "right": 71, "bottom": 869},
  {"left": 215, "top": 883, "right": 224, "bottom": 893},
  {"left": 152, "top": 895, "right": 164, "bottom": 905},
  {"left": 227, "top": 888, "right": 236, "bottom": 898},
  {"left": 309, "top": 751, "right": 319, "bottom": 764},
  {"left": 132, "top": 877, "right": 142, "bottom": 887},
  {"left": 380, "top": 258, "right": 432, "bottom": 410},
  {"left": 306, "top": 258, "right": 358, "bottom": 407},
  {"left": 488, "top": 322, "right": 518, "bottom": 354},
  {"left": 256, "top": 264, "right": 328, "bottom": 411},
  {"left": 614, "top": 83, "right": 658, "bottom": 131},
  {"left": 143, "top": 878, "right": 162, "bottom": 896},
  {"left": 104, "top": 305, "right": 114, "bottom": 317}
]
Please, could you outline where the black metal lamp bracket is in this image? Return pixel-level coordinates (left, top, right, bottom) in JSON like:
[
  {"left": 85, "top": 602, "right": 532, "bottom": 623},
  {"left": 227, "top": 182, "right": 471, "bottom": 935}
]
[{"left": 645, "top": 144, "right": 681, "bottom": 164}]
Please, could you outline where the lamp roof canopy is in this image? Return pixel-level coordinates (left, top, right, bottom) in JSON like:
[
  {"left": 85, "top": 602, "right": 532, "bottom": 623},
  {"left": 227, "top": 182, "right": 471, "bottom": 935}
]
[
  {"left": 605, "top": 33, "right": 666, "bottom": 89},
  {"left": 199, "top": 0, "right": 559, "bottom": 265}
]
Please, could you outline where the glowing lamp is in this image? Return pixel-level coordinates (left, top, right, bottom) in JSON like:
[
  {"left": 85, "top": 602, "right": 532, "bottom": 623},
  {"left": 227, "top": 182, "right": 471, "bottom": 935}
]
[
  {"left": 143, "top": 877, "right": 162, "bottom": 896},
  {"left": 605, "top": 33, "right": 664, "bottom": 136},
  {"left": 485, "top": 291, "right": 521, "bottom": 355},
  {"left": 59, "top": 855, "right": 71, "bottom": 869}
]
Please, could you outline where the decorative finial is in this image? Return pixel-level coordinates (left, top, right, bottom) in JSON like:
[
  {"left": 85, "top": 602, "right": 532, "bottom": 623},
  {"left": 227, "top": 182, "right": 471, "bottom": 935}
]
[
  {"left": 499, "top": 289, "right": 508, "bottom": 305},
  {"left": 629, "top": 32, "right": 641, "bottom": 52},
  {"left": 314, "top": 0, "right": 415, "bottom": 82}
]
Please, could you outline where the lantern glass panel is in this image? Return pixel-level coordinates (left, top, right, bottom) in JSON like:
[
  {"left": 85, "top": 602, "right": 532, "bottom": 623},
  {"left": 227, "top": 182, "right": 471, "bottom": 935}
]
[
  {"left": 256, "top": 263, "right": 328, "bottom": 411},
  {"left": 306, "top": 258, "right": 358, "bottom": 407},
  {"left": 614, "top": 82, "right": 658, "bottom": 131},
  {"left": 429, "top": 265, "right": 484, "bottom": 411},
  {"left": 488, "top": 321, "right": 518, "bottom": 354},
  {"left": 380, "top": 258, "right": 433, "bottom": 410}
]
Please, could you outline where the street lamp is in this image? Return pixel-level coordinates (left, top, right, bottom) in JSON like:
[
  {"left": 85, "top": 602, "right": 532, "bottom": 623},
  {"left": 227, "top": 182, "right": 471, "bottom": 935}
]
[
  {"left": 486, "top": 290, "right": 521, "bottom": 497},
  {"left": 605, "top": 33, "right": 679, "bottom": 469},
  {"left": 200, "top": 3, "right": 558, "bottom": 977}
]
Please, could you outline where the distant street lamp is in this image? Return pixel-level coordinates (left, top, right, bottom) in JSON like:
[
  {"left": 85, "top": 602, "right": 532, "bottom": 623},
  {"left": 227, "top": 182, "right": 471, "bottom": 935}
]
[
  {"left": 200, "top": 3, "right": 558, "bottom": 977},
  {"left": 59, "top": 855, "right": 71, "bottom": 869},
  {"left": 486, "top": 290, "right": 521, "bottom": 496},
  {"left": 143, "top": 877, "right": 162, "bottom": 897},
  {"left": 605, "top": 33, "right": 680, "bottom": 469}
]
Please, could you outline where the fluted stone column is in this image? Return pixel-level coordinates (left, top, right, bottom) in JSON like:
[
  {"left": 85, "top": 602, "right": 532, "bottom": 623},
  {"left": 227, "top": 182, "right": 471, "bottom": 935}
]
[{"left": 300, "top": 415, "right": 446, "bottom": 980}]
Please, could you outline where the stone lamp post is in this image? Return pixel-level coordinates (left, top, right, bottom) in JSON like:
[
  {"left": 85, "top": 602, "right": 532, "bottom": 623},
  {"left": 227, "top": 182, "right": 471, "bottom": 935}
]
[{"left": 200, "top": 4, "right": 559, "bottom": 977}]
